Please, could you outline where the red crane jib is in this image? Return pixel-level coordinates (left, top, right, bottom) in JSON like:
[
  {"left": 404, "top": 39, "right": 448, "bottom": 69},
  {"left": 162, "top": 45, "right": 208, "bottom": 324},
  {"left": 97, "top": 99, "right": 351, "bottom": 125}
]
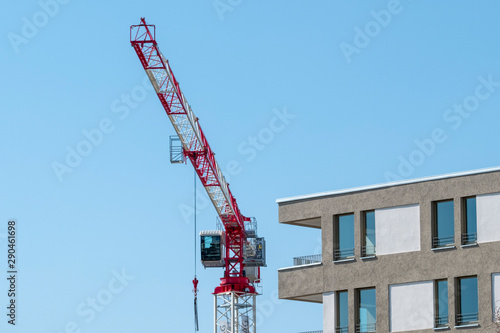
[{"left": 130, "top": 18, "right": 256, "bottom": 294}]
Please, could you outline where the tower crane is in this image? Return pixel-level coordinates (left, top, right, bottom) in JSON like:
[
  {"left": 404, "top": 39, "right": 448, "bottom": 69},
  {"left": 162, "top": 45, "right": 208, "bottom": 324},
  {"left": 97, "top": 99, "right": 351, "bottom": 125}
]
[{"left": 130, "top": 18, "right": 266, "bottom": 333}]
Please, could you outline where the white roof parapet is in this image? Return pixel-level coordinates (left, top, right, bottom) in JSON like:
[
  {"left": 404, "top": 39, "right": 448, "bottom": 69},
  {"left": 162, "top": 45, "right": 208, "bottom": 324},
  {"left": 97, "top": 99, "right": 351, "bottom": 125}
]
[{"left": 276, "top": 166, "right": 500, "bottom": 204}]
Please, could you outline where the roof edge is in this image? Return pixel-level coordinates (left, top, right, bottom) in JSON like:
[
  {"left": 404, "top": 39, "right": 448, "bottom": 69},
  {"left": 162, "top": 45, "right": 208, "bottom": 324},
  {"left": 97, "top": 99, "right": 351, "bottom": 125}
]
[{"left": 276, "top": 166, "right": 500, "bottom": 204}]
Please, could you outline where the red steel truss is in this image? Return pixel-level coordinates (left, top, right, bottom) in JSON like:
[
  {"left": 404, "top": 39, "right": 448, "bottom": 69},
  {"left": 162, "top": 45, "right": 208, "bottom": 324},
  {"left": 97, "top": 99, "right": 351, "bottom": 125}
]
[{"left": 130, "top": 18, "right": 255, "bottom": 294}]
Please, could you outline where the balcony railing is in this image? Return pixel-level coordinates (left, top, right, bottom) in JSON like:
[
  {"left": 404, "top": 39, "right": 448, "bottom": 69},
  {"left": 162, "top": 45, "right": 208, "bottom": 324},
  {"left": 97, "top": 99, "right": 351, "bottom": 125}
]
[
  {"left": 293, "top": 254, "right": 322, "bottom": 266},
  {"left": 336, "top": 326, "right": 348, "bottom": 333},
  {"left": 334, "top": 248, "right": 354, "bottom": 261},
  {"left": 432, "top": 235, "right": 454, "bottom": 248},
  {"left": 456, "top": 312, "right": 478, "bottom": 326},
  {"left": 434, "top": 315, "right": 449, "bottom": 327},
  {"left": 361, "top": 245, "right": 376, "bottom": 257},
  {"left": 461, "top": 232, "right": 477, "bottom": 245},
  {"left": 356, "top": 322, "right": 376, "bottom": 332}
]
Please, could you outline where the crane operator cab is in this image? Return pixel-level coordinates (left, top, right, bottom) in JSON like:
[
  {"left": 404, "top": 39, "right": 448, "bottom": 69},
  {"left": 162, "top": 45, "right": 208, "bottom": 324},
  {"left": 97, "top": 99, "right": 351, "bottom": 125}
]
[
  {"left": 200, "top": 230, "right": 225, "bottom": 267},
  {"left": 200, "top": 229, "right": 267, "bottom": 269}
]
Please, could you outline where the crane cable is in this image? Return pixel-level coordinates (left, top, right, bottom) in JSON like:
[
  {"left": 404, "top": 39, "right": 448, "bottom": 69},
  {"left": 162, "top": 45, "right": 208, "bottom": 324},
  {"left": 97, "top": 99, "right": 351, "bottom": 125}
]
[{"left": 193, "top": 166, "right": 199, "bottom": 332}]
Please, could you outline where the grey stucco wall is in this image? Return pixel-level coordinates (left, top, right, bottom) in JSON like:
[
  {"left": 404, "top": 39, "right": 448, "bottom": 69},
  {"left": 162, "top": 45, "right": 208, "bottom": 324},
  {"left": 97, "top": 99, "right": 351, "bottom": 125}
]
[{"left": 278, "top": 170, "right": 500, "bottom": 332}]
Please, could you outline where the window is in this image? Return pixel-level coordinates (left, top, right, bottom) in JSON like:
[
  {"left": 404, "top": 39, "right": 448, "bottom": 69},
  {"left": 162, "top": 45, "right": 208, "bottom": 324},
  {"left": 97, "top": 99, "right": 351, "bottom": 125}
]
[
  {"left": 334, "top": 214, "right": 355, "bottom": 260},
  {"left": 462, "top": 197, "right": 477, "bottom": 245},
  {"left": 336, "top": 291, "right": 348, "bottom": 333},
  {"left": 432, "top": 200, "right": 455, "bottom": 248},
  {"left": 362, "top": 211, "right": 376, "bottom": 257},
  {"left": 200, "top": 235, "right": 222, "bottom": 261},
  {"left": 357, "top": 288, "right": 376, "bottom": 332},
  {"left": 434, "top": 279, "right": 448, "bottom": 328},
  {"left": 456, "top": 276, "right": 478, "bottom": 326}
]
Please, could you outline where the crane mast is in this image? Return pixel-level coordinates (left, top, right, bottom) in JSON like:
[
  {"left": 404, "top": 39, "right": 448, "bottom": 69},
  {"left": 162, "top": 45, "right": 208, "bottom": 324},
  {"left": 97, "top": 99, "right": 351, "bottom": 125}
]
[{"left": 130, "top": 18, "right": 264, "bottom": 333}]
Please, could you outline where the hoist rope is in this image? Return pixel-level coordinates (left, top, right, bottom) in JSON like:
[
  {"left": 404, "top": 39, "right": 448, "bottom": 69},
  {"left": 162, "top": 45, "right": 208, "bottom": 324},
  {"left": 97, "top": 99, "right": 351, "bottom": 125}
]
[{"left": 193, "top": 167, "right": 199, "bottom": 331}]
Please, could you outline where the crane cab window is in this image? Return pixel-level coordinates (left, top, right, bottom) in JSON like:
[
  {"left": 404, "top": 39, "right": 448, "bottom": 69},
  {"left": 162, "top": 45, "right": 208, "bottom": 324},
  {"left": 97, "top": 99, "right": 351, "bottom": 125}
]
[{"left": 201, "top": 235, "right": 222, "bottom": 262}]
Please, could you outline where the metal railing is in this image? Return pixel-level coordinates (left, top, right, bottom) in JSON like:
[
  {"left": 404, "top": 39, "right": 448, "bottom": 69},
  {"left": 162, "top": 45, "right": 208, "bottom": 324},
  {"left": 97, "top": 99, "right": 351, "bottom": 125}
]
[
  {"left": 336, "top": 326, "right": 348, "bottom": 333},
  {"left": 462, "top": 232, "right": 477, "bottom": 245},
  {"left": 169, "top": 135, "right": 184, "bottom": 163},
  {"left": 456, "top": 312, "right": 478, "bottom": 325},
  {"left": 361, "top": 245, "right": 376, "bottom": 257},
  {"left": 356, "top": 322, "right": 376, "bottom": 332},
  {"left": 432, "top": 235, "right": 454, "bottom": 248},
  {"left": 293, "top": 254, "right": 322, "bottom": 266},
  {"left": 434, "top": 315, "right": 449, "bottom": 327},
  {"left": 334, "top": 248, "right": 354, "bottom": 260}
]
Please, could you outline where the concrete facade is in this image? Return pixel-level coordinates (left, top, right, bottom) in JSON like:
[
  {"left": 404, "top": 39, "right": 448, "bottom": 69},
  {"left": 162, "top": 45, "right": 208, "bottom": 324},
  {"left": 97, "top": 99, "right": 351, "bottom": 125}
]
[{"left": 277, "top": 168, "right": 500, "bottom": 332}]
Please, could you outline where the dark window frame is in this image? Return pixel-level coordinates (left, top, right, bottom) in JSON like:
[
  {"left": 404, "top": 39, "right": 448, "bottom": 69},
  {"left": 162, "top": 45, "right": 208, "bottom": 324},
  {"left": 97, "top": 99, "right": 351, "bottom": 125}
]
[
  {"left": 335, "top": 290, "right": 348, "bottom": 333},
  {"left": 334, "top": 213, "right": 355, "bottom": 261},
  {"left": 461, "top": 196, "right": 477, "bottom": 245},
  {"left": 455, "top": 275, "right": 479, "bottom": 326},
  {"left": 355, "top": 287, "right": 376, "bottom": 333},
  {"left": 361, "top": 210, "right": 376, "bottom": 257},
  {"left": 432, "top": 199, "right": 455, "bottom": 248},
  {"left": 434, "top": 279, "right": 449, "bottom": 328}
]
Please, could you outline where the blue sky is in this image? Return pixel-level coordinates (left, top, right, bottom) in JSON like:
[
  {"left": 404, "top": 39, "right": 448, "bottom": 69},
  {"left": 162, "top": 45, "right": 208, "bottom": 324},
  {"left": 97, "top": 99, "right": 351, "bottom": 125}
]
[{"left": 2, "top": 1, "right": 500, "bottom": 332}]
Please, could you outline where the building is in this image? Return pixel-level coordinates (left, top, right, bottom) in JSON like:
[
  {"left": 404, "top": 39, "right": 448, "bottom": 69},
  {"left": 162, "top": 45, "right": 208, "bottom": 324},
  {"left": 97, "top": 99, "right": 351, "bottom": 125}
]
[{"left": 277, "top": 167, "right": 500, "bottom": 332}]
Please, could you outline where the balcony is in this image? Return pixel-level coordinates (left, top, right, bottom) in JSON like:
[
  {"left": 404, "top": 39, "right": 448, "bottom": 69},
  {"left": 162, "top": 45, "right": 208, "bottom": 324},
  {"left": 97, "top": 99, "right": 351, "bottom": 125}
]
[
  {"left": 293, "top": 254, "right": 322, "bottom": 266},
  {"left": 279, "top": 254, "right": 323, "bottom": 302}
]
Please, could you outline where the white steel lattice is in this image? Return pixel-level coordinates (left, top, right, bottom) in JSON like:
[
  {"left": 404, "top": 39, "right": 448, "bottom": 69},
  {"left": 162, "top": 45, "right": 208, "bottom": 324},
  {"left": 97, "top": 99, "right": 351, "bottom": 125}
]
[{"left": 215, "top": 292, "right": 256, "bottom": 333}]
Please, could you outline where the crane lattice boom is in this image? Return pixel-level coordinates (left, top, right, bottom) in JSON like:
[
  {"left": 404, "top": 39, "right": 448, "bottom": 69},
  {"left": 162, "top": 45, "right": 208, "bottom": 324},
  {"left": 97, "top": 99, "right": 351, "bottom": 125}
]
[{"left": 130, "top": 18, "right": 255, "bottom": 294}]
